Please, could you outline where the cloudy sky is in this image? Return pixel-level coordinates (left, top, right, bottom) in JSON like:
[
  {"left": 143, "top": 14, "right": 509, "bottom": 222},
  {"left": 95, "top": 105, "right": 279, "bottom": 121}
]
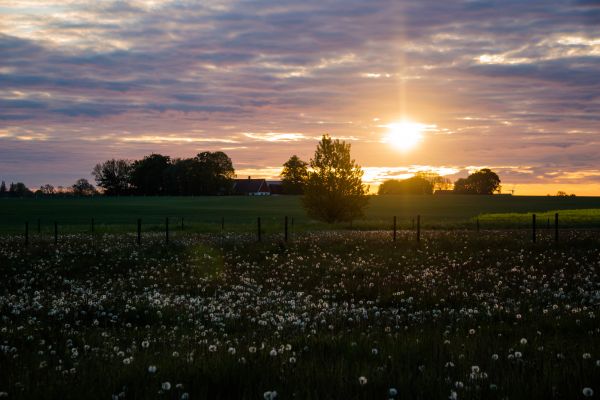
[{"left": 1, "top": 0, "right": 599, "bottom": 194}]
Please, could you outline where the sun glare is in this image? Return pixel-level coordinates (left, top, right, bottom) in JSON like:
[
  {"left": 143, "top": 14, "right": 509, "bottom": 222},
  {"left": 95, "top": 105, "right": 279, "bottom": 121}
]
[{"left": 383, "top": 121, "right": 426, "bottom": 151}]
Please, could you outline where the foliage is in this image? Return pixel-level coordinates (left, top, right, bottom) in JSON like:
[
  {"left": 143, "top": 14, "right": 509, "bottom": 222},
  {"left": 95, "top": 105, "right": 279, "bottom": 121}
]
[
  {"left": 281, "top": 155, "right": 308, "bottom": 194},
  {"left": 302, "top": 135, "right": 369, "bottom": 223},
  {"left": 0, "top": 182, "right": 34, "bottom": 198},
  {"left": 414, "top": 171, "right": 452, "bottom": 191},
  {"left": 378, "top": 176, "right": 433, "bottom": 195},
  {"left": 72, "top": 178, "right": 97, "bottom": 196},
  {"left": 453, "top": 168, "right": 501, "bottom": 194},
  {"left": 92, "top": 159, "right": 132, "bottom": 195},
  {"left": 130, "top": 154, "right": 171, "bottom": 195},
  {"left": 39, "top": 184, "right": 55, "bottom": 195}
]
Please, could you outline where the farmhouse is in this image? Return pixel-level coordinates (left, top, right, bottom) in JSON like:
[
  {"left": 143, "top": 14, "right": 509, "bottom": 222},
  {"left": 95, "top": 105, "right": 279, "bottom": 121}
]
[{"left": 233, "top": 177, "right": 271, "bottom": 196}]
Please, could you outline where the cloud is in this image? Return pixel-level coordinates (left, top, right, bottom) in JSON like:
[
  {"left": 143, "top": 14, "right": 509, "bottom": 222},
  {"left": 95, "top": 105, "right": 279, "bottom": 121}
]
[{"left": 0, "top": 0, "right": 598, "bottom": 191}]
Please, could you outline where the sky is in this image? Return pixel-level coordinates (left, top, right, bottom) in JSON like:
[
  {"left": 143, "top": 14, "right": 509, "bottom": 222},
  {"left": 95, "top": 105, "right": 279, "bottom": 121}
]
[{"left": 1, "top": 0, "right": 599, "bottom": 195}]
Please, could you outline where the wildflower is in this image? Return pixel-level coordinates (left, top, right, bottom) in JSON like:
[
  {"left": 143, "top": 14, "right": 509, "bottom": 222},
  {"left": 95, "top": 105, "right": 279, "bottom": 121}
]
[
  {"left": 208, "top": 345, "right": 217, "bottom": 352},
  {"left": 289, "top": 357, "right": 296, "bottom": 364},
  {"left": 181, "top": 393, "right": 189, "bottom": 400},
  {"left": 141, "top": 341, "right": 150, "bottom": 349},
  {"left": 263, "top": 390, "right": 278, "bottom": 400},
  {"left": 583, "top": 353, "right": 591, "bottom": 360},
  {"left": 358, "top": 376, "right": 368, "bottom": 386},
  {"left": 148, "top": 365, "right": 157, "bottom": 373},
  {"left": 269, "top": 349, "right": 278, "bottom": 357},
  {"left": 469, "top": 329, "right": 475, "bottom": 335},
  {"left": 162, "top": 382, "right": 171, "bottom": 391},
  {"left": 371, "top": 348, "right": 378, "bottom": 355},
  {"left": 582, "top": 388, "right": 594, "bottom": 397},
  {"left": 228, "top": 347, "right": 236, "bottom": 355},
  {"left": 520, "top": 338, "right": 527, "bottom": 345},
  {"left": 249, "top": 346, "right": 257, "bottom": 353},
  {"left": 389, "top": 387, "right": 398, "bottom": 397},
  {"left": 491, "top": 354, "right": 499, "bottom": 361}
]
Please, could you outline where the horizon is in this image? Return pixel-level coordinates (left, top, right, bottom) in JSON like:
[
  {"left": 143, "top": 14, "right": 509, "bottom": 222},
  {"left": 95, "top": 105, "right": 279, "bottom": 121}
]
[{"left": 1, "top": 1, "right": 599, "bottom": 195}]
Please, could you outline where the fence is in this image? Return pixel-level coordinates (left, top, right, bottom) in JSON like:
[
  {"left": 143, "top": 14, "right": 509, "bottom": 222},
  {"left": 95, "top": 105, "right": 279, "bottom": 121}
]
[{"left": 10, "top": 212, "right": 583, "bottom": 247}]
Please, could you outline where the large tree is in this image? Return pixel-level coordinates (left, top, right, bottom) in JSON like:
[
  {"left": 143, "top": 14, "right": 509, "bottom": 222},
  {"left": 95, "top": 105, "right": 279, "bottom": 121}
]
[
  {"left": 453, "top": 168, "right": 501, "bottom": 194},
  {"left": 194, "top": 151, "right": 236, "bottom": 195},
  {"left": 281, "top": 155, "right": 308, "bottom": 194},
  {"left": 302, "top": 135, "right": 369, "bottom": 223},
  {"left": 130, "top": 154, "right": 171, "bottom": 195},
  {"left": 92, "top": 159, "right": 132, "bottom": 195},
  {"left": 378, "top": 176, "right": 433, "bottom": 195},
  {"left": 72, "top": 178, "right": 97, "bottom": 196}
]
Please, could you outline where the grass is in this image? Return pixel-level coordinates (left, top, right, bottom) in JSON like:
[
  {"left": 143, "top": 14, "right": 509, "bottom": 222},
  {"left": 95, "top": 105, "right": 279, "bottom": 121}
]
[
  {"left": 0, "top": 230, "right": 598, "bottom": 399},
  {"left": 479, "top": 208, "right": 600, "bottom": 227},
  {"left": 1, "top": 194, "right": 600, "bottom": 234}
]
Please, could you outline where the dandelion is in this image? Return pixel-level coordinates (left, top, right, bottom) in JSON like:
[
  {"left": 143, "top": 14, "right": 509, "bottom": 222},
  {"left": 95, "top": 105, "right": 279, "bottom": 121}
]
[
  {"left": 583, "top": 353, "right": 591, "bottom": 360},
  {"left": 469, "top": 329, "right": 476, "bottom": 335},
  {"left": 161, "top": 382, "right": 171, "bottom": 391},
  {"left": 249, "top": 346, "right": 257, "bottom": 353},
  {"left": 514, "top": 351, "right": 523, "bottom": 359},
  {"left": 358, "top": 376, "right": 368, "bottom": 386},
  {"left": 582, "top": 388, "right": 594, "bottom": 397},
  {"left": 269, "top": 349, "right": 278, "bottom": 357},
  {"left": 208, "top": 345, "right": 217, "bottom": 352},
  {"left": 371, "top": 348, "right": 378, "bottom": 355},
  {"left": 148, "top": 365, "right": 157, "bottom": 373},
  {"left": 123, "top": 357, "right": 131, "bottom": 365},
  {"left": 141, "top": 341, "right": 150, "bottom": 349},
  {"left": 491, "top": 354, "right": 499, "bottom": 361},
  {"left": 228, "top": 347, "right": 236, "bottom": 355},
  {"left": 289, "top": 357, "right": 296, "bottom": 364},
  {"left": 181, "top": 393, "right": 189, "bottom": 400},
  {"left": 520, "top": 338, "right": 527, "bottom": 345},
  {"left": 389, "top": 387, "right": 398, "bottom": 397},
  {"left": 263, "top": 390, "right": 278, "bottom": 400}
]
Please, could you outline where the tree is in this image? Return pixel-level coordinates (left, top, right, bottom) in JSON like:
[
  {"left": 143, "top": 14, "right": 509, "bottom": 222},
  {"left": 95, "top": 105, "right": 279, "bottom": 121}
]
[
  {"left": 194, "top": 151, "right": 236, "bottom": 195},
  {"left": 130, "top": 154, "right": 171, "bottom": 195},
  {"left": 0, "top": 181, "right": 6, "bottom": 196},
  {"left": 40, "top": 184, "right": 55, "bottom": 196},
  {"left": 281, "top": 155, "right": 308, "bottom": 194},
  {"left": 72, "top": 178, "right": 97, "bottom": 196},
  {"left": 378, "top": 176, "right": 433, "bottom": 195},
  {"left": 453, "top": 168, "right": 500, "bottom": 194},
  {"left": 302, "top": 135, "right": 369, "bottom": 223},
  {"left": 414, "top": 171, "right": 452, "bottom": 192},
  {"left": 8, "top": 182, "right": 33, "bottom": 197},
  {"left": 92, "top": 159, "right": 132, "bottom": 195}
]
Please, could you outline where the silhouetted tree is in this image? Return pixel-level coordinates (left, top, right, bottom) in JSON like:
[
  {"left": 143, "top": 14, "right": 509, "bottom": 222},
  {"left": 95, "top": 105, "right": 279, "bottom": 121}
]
[
  {"left": 414, "top": 171, "right": 452, "bottom": 192},
  {"left": 378, "top": 176, "right": 433, "bottom": 195},
  {"left": 0, "top": 181, "right": 6, "bottom": 196},
  {"left": 281, "top": 155, "right": 308, "bottom": 194},
  {"left": 130, "top": 154, "right": 171, "bottom": 195},
  {"left": 72, "top": 178, "right": 97, "bottom": 196},
  {"left": 302, "top": 135, "right": 369, "bottom": 223},
  {"left": 40, "top": 184, "right": 55, "bottom": 196},
  {"left": 92, "top": 159, "right": 132, "bottom": 195},
  {"left": 8, "top": 182, "right": 33, "bottom": 197},
  {"left": 194, "top": 151, "right": 236, "bottom": 195},
  {"left": 453, "top": 168, "right": 500, "bottom": 194}
]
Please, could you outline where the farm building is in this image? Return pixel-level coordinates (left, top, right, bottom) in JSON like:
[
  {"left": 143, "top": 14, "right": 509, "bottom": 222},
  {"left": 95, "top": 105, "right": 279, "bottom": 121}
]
[{"left": 233, "top": 177, "right": 271, "bottom": 196}]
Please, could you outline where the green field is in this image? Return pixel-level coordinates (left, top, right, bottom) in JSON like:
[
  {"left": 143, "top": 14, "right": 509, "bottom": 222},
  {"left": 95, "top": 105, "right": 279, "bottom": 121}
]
[{"left": 1, "top": 195, "right": 600, "bottom": 234}]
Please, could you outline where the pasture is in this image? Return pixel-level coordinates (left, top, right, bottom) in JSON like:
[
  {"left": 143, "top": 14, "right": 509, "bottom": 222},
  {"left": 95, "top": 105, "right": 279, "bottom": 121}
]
[
  {"left": 0, "top": 230, "right": 599, "bottom": 399},
  {"left": 1, "top": 195, "right": 600, "bottom": 234}
]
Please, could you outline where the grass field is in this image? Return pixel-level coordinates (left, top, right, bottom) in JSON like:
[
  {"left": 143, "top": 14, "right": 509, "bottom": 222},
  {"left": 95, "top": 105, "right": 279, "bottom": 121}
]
[
  {"left": 1, "top": 195, "right": 600, "bottom": 234},
  {"left": 0, "top": 231, "right": 598, "bottom": 399}
]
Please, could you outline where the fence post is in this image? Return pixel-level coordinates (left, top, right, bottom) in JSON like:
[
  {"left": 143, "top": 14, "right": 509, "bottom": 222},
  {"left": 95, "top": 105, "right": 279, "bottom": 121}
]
[
  {"left": 221, "top": 217, "right": 225, "bottom": 231},
  {"left": 181, "top": 217, "right": 184, "bottom": 231},
  {"left": 284, "top": 216, "right": 288, "bottom": 242},
  {"left": 554, "top": 213, "right": 559, "bottom": 242},
  {"left": 412, "top": 218, "right": 415, "bottom": 230},
  {"left": 165, "top": 217, "right": 169, "bottom": 244},
  {"left": 532, "top": 214, "right": 536, "bottom": 243},
  {"left": 91, "top": 218, "right": 94, "bottom": 234},
  {"left": 54, "top": 221, "right": 58, "bottom": 245},
  {"left": 291, "top": 217, "right": 295, "bottom": 240},
  {"left": 137, "top": 219, "right": 141, "bottom": 245},
  {"left": 393, "top": 216, "right": 397, "bottom": 242},
  {"left": 416, "top": 215, "right": 421, "bottom": 242},
  {"left": 25, "top": 221, "right": 29, "bottom": 246},
  {"left": 257, "top": 217, "right": 262, "bottom": 242},
  {"left": 37, "top": 218, "right": 41, "bottom": 234},
  {"left": 477, "top": 218, "right": 480, "bottom": 233}
]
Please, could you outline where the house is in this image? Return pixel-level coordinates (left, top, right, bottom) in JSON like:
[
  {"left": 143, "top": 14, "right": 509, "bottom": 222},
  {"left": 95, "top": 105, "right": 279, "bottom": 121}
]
[
  {"left": 233, "top": 177, "right": 271, "bottom": 196},
  {"left": 267, "top": 181, "right": 283, "bottom": 195}
]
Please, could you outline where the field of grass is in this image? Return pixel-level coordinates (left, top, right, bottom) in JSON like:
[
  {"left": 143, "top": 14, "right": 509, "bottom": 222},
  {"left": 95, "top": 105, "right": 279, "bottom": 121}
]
[
  {"left": 0, "top": 231, "right": 598, "bottom": 399},
  {"left": 479, "top": 208, "right": 600, "bottom": 227},
  {"left": 1, "top": 195, "right": 600, "bottom": 234}
]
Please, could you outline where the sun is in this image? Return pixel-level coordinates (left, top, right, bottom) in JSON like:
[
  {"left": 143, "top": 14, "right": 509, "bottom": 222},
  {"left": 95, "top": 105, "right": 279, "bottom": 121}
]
[{"left": 383, "top": 120, "right": 426, "bottom": 151}]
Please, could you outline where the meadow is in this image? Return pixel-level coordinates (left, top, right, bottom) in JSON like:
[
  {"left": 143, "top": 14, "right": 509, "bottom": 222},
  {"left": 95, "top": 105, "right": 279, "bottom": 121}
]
[
  {"left": 1, "top": 195, "right": 600, "bottom": 234},
  {"left": 0, "top": 230, "right": 599, "bottom": 399}
]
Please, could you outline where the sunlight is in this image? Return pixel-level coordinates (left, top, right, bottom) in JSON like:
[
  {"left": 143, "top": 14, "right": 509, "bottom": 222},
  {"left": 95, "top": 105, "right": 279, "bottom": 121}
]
[{"left": 383, "top": 120, "right": 426, "bottom": 151}]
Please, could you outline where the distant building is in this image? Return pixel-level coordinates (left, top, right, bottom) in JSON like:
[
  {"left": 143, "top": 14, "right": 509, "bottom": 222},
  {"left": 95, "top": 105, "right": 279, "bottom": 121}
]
[
  {"left": 267, "top": 181, "right": 283, "bottom": 195},
  {"left": 233, "top": 177, "right": 271, "bottom": 196}
]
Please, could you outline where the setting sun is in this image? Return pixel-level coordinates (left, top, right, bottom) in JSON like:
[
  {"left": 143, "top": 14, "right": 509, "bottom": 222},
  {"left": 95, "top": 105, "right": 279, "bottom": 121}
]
[{"left": 383, "top": 121, "right": 426, "bottom": 151}]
